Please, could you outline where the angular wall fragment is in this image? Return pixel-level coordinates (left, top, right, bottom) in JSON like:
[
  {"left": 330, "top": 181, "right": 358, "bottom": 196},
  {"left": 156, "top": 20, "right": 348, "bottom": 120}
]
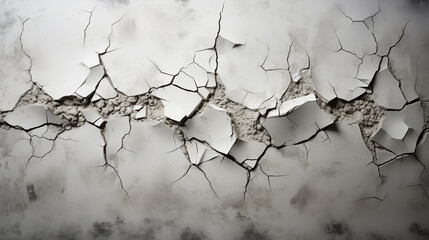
[
  {"left": 183, "top": 104, "right": 237, "bottom": 154},
  {"left": 267, "top": 94, "right": 316, "bottom": 118},
  {"left": 229, "top": 139, "right": 267, "bottom": 168},
  {"left": 75, "top": 65, "right": 104, "bottom": 98},
  {"left": 356, "top": 55, "right": 381, "bottom": 85},
  {"left": 373, "top": 57, "right": 407, "bottom": 110},
  {"left": 81, "top": 108, "right": 104, "bottom": 127},
  {"left": 217, "top": 37, "right": 291, "bottom": 112},
  {"left": 135, "top": 106, "right": 147, "bottom": 120},
  {"left": 263, "top": 101, "right": 333, "bottom": 146},
  {"left": 102, "top": 50, "right": 173, "bottom": 96},
  {"left": 186, "top": 140, "right": 219, "bottom": 166},
  {"left": 152, "top": 85, "right": 202, "bottom": 122},
  {"left": 371, "top": 102, "right": 424, "bottom": 155},
  {"left": 312, "top": 51, "right": 365, "bottom": 102},
  {"left": 95, "top": 77, "right": 118, "bottom": 100},
  {"left": 4, "top": 105, "right": 63, "bottom": 130}
]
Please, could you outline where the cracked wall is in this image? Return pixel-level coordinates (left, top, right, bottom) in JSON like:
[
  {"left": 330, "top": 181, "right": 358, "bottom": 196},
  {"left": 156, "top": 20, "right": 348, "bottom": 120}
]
[{"left": 1, "top": 0, "right": 429, "bottom": 239}]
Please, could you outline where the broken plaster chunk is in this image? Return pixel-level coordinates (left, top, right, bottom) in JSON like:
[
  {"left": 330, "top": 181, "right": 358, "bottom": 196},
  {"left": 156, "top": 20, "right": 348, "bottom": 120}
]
[
  {"left": 267, "top": 94, "right": 316, "bottom": 118},
  {"left": 101, "top": 48, "right": 172, "bottom": 96},
  {"left": 198, "top": 87, "right": 210, "bottom": 100},
  {"left": 183, "top": 104, "right": 237, "bottom": 154},
  {"left": 4, "top": 105, "right": 62, "bottom": 130},
  {"left": 81, "top": 108, "right": 104, "bottom": 127},
  {"left": 135, "top": 107, "right": 147, "bottom": 120},
  {"left": 186, "top": 140, "right": 220, "bottom": 165},
  {"left": 91, "top": 94, "right": 102, "bottom": 102},
  {"left": 217, "top": 37, "right": 291, "bottom": 112},
  {"left": 312, "top": 51, "right": 365, "bottom": 102},
  {"left": 242, "top": 159, "right": 258, "bottom": 170},
  {"left": 263, "top": 101, "right": 333, "bottom": 146},
  {"left": 152, "top": 85, "right": 202, "bottom": 122},
  {"left": 182, "top": 63, "right": 210, "bottom": 87},
  {"left": 228, "top": 139, "right": 267, "bottom": 165},
  {"left": 96, "top": 77, "right": 118, "bottom": 99},
  {"left": 372, "top": 57, "right": 407, "bottom": 110},
  {"left": 194, "top": 49, "right": 216, "bottom": 73},
  {"left": 75, "top": 65, "right": 104, "bottom": 98},
  {"left": 133, "top": 105, "right": 143, "bottom": 111},
  {"left": 371, "top": 102, "right": 424, "bottom": 155},
  {"left": 31, "top": 136, "right": 54, "bottom": 158},
  {"left": 173, "top": 72, "right": 197, "bottom": 91},
  {"left": 336, "top": 21, "right": 377, "bottom": 58},
  {"left": 356, "top": 54, "right": 382, "bottom": 85},
  {"left": 375, "top": 147, "right": 397, "bottom": 166},
  {"left": 206, "top": 73, "right": 216, "bottom": 88}
]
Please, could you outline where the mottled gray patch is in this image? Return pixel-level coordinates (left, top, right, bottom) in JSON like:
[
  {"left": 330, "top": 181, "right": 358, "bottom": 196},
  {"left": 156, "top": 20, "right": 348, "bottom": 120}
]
[
  {"left": 179, "top": 227, "right": 207, "bottom": 240},
  {"left": 26, "top": 184, "right": 37, "bottom": 202},
  {"left": 57, "top": 228, "right": 82, "bottom": 240},
  {"left": 290, "top": 184, "right": 315, "bottom": 212},
  {"left": 409, "top": 222, "right": 429, "bottom": 237},
  {"left": 366, "top": 233, "right": 390, "bottom": 240},
  {"left": 90, "top": 222, "right": 113, "bottom": 239},
  {"left": 0, "top": 10, "right": 16, "bottom": 33},
  {"left": 239, "top": 225, "right": 271, "bottom": 240},
  {"left": 408, "top": 0, "right": 429, "bottom": 6},
  {"left": 324, "top": 221, "right": 352, "bottom": 239}
]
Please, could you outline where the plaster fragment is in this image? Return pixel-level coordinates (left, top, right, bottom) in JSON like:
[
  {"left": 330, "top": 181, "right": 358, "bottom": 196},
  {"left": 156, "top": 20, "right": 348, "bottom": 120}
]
[
  {"left": 183, "top": 104, "right": 237, "bottom": 154},
  {"left": 135, "top": 107, "right": 147, "bottom": 120},
  {"left": 4, "top": 105, "right": 63, "bottom": 130},
  {"left": 96, "top": 77, "right": 118, "bottom": 99},
  {"left": 372, "top": 57, "right": 407, "bottom": 110},
  {"left": 371, "top": 102, "right": 424, "bottom": 155},
  {"left": 263, "top": 101, "right": 333, "bottom": 146},
  {"left": 152, "top": 85, "right": 202, "bottom": 122}
]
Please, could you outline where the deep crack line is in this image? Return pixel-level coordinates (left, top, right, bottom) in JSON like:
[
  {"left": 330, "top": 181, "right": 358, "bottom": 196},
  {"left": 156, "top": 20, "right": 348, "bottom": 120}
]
[
  {"left": 100, "top": 127, "right": 130, "bottom": 201},
  {"left": 82, "top": 6, "right": 97, "bottom": 48}
]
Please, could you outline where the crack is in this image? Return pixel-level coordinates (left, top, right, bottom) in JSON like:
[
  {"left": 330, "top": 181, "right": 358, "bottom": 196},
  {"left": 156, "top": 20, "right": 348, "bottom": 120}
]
[
  {"left": 165, "top": 164, "right": 192, "bottom": 189},
  {"left": 357, "top": 193, "right": 387, "bottom": 206},
  {"left": 259, "top": 49, "right": 288, "bottom": 73},
  {"left": 195, "top": 165, "right": 219, "bottom": 198},
  {"left": 18, "top": 17, "right": 33, "bottom": 84},
  {"left": 333, "top": 32, "right": 363, "bottom": 60},
  {"left": 113, "top": 117, "right": 132, "bottom": 157},
  {"left": 243, "top": 171, "right": 251, "bottom": 201},
  {"left": 82, "top": 6, "right": 97, "bottom": 48},
  {"left": 258, "top": 164, "right": 287, "bottom": 191},
  {"left": 25, "top": 129, "right": 66, "bottom": 168},
  {"left": 103, "top": 16, "right": 124, "bottom": 54},
  {"left": 100, "top": 126, "right": 130, "bottom": 201}
]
